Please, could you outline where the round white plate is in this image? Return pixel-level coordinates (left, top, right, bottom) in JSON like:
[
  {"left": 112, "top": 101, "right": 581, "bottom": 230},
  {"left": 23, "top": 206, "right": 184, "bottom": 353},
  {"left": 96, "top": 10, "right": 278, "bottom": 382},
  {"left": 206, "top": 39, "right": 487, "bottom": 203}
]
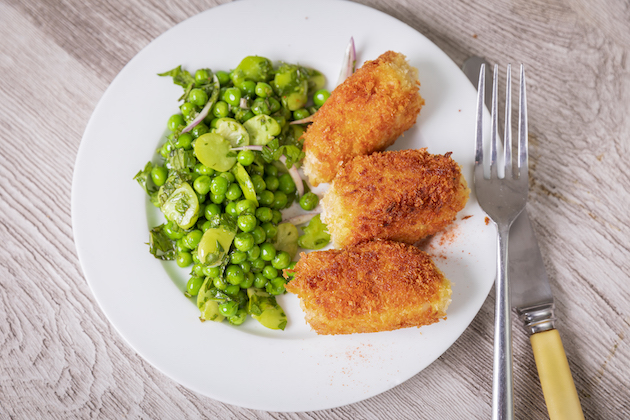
[{"left": 72, "top": 0, "right": 496, "bottom": 412}]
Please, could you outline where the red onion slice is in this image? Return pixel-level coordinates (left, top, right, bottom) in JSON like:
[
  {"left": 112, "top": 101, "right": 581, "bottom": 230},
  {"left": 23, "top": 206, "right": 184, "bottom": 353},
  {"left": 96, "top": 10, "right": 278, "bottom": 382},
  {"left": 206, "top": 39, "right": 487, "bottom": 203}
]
[
  {"left": 279, "top": 155, "right": 304, "bottom": 197},
  {"left": 181, "top": 75, "right": 220, "bottom": 134},
  {"left": 289, "top": 114, "right": 316, "bottom": 125},
  {"left": 336, "top": 37, "right": 356, "bottom": 86}
]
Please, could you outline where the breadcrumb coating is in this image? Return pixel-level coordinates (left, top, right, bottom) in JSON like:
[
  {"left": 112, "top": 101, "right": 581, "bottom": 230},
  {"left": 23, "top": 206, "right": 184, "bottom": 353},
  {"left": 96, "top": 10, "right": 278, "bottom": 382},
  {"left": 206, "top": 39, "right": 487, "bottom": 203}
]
[
  {"left": 285, "top": 240, "right": 451, "bottom": 335},
  {"left": 302, "top": 51, "right": 424, "bottom": 186},
  {"left": 321, "top": 149, "right": 469, "bottom": 248}
]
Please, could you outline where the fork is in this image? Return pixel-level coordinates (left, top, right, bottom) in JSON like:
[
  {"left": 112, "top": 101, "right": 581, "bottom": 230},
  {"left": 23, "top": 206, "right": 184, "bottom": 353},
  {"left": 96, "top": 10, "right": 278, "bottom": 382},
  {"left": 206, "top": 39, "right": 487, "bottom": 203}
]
[{"left": 474, "top": 63, "right": 528, "bottom": 420}]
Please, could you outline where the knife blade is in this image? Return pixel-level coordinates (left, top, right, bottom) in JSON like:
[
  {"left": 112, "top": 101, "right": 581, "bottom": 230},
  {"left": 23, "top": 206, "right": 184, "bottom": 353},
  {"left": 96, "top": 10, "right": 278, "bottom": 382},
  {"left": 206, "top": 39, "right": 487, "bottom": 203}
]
[{"left": 463, "top": 56, "right": 584, "bottom": 420}]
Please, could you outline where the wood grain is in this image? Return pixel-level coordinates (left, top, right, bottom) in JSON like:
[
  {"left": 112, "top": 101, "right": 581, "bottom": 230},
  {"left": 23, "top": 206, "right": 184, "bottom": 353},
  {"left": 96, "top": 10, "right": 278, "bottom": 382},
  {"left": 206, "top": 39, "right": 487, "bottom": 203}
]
[{"left": 1, "top": 0, "right": 628, "bottom": 418}]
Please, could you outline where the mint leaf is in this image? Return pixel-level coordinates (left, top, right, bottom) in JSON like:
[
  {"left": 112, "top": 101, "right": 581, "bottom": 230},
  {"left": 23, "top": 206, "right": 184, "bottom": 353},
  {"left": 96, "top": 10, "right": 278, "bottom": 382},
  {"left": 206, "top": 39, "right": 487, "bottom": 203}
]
[{"left": 148, "top": 224, "right": 176, "bottom": 260}]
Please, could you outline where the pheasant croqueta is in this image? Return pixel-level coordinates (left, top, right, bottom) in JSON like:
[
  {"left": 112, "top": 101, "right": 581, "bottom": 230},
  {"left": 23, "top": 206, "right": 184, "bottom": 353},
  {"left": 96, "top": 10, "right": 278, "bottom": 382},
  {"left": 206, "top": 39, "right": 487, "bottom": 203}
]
[
  {"left": 321, "top": 148, "right": 469, "bottom": 248},
  {"left": 285, "top": 240, "right": 452, "bottom": 335},
  {"left": 302, "top": 51, "right": 424, "bottom": 186}
]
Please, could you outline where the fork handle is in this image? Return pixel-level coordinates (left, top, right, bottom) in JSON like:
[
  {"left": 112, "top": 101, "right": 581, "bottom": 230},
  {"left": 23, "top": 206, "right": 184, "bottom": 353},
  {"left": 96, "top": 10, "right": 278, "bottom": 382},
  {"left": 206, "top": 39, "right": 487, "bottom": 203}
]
[{"left": 493, "top": 224, "right": 514, "bottom": 420}]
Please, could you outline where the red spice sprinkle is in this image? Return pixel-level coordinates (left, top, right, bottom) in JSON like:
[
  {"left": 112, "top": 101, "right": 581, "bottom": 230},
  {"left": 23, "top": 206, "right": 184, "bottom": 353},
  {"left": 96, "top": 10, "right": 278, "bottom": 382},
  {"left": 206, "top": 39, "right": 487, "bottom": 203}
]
[{"left": 484, "top": 216, "right": 490, "bottom": 225}]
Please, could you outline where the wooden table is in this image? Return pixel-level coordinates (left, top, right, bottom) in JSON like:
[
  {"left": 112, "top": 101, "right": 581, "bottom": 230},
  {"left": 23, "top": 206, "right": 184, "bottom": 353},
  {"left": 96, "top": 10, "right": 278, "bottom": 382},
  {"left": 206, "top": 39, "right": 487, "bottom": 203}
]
[{"left": 1, "top": 0, "right": 628, "bottom": 418}]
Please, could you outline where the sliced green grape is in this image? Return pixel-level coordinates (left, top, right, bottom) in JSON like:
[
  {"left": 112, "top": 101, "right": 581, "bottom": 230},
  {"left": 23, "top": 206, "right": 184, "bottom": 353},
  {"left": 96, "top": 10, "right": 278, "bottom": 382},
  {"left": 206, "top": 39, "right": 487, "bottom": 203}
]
[
  {"left": 198, "top": 225, "right": 237, "bottom": 267},
  {"left": 232, "top": 163, "right": 258, "bottom": 206},
  {"left": 214, "top": 118, "right": 250, "bottom": 147},
  {"left": 160, "top": 182, "right": 199, "bottom": 230},
  {"left": 193, "top": 132, "right": 236, "bottom": 172},
  {"left": 272, "top": 222, "right": 299, "bottom": 259},
  {"left": 197, "top": 277, "right": 225, "bottom": 323},
  {"left": 247, "top": 288, "right": 287, "bottom": 330},
  {"left": 243, "top": 115, "right": 281, "bottom": 146}
]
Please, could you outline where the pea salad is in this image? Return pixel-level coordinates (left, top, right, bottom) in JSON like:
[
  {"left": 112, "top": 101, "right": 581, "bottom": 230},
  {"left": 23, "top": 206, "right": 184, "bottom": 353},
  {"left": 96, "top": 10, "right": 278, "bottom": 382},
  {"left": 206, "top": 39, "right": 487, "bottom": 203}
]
[{"left": 134, "top": 56, "right": 332, "bottom": 330}]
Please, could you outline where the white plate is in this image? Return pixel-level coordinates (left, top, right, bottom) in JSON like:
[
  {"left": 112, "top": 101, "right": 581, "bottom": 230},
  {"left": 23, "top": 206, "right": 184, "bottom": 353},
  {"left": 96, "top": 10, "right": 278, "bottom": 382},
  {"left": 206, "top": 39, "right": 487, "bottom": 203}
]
[{"left": 72, "top": 0, "right": 496, "bottom": 412}]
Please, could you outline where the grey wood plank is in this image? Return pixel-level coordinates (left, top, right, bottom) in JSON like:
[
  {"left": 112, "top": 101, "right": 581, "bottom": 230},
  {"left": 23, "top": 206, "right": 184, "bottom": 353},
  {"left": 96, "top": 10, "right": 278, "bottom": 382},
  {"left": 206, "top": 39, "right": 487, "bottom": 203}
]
[{"left": 1, "top": 0, "right": 628, "bottom": 418}]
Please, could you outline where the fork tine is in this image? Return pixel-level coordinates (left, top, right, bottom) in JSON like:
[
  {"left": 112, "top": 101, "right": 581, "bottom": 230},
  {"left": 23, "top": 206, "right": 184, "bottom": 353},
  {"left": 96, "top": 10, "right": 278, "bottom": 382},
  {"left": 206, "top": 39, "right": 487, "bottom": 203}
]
[
  {"left": 490, "top": 65, "right": 499, "bottom": 177},
  {"left": 475, "top": 63, "right": 485, "bottom": 169},
  {"left": 504, "top": 64, "right": 512, "bottom": 178},
  {"left": 518, "top": 64, "right": 528, "bottom": 177}
]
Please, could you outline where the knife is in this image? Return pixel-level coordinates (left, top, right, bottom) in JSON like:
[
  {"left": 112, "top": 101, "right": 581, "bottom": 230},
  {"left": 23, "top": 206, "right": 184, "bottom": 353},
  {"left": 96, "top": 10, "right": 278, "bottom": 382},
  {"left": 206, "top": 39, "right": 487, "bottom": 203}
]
[{"left": 463, "top": 56, "right": 585, "bottom": 420}]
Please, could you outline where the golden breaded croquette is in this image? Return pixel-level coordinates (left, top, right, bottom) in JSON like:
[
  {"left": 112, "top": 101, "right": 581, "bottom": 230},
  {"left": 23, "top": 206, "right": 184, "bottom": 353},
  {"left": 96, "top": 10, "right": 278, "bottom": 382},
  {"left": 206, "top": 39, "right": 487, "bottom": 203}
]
[
  {"left": 302, "top": 51, "right": 424, "bottom": 186},
  {"left": 321, "top": 148, "right": 469, "bottom": 248},
  {"left": 285, "top": 240, "right": 451, "bottom": 335}
]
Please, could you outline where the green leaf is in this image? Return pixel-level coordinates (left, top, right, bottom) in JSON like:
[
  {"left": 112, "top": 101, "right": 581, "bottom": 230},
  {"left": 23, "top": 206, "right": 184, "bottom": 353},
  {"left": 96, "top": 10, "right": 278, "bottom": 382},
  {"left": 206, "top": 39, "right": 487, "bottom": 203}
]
[
  {"left": 134, "top": 162, "right": 159, "bottom": 206},
  {"left": 166, "top": 148, "right": 196, "bottom": 172},
  {"left": 148, "top": 224, "right": 177, "bottom": 260},
  {"left": 158, "top": 65, "right": 195, "bottom": 88},
  {"left": 297, "top": 214, "right": 331, "bottom": 250}
]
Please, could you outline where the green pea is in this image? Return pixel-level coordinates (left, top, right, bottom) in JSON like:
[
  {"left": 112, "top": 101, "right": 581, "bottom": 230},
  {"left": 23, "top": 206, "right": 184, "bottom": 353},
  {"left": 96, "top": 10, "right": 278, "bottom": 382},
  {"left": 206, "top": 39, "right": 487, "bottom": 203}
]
[
  {"left": 251, "top": 175, "right": 267, "bottom": 193},
  {"left": 150, "top": 166, "right": 168, "bottom": 187},
  {"left": 247, "top": 245, "right": 261, "bottom": 261},
  {"left": 201, "top": 204, "right": 219, "bottom": 220},
  {"left": 268, "top": 97, "right": 281, "bottom": 113},
  {"left": 234, "top": 232, "right": 255, "bottom": 252},
  {"left": 193, "top": 176, "right": 212, "bottom": 195},
  {"left": 223, "top": 87, "right": 242, "bottom": 106},
  {"left": 236, "top": 199, "right": 257, "bottom": 215},
  {"left": 237, "top": 214, "right": 257, "bottom": 232},
  {"left": 251, "top": 98, "right": 271, "bottom": 115},
  {"left": 255, "top": 207, "right": 273, "bottom": 223},
  {"left": 236, "top": 109, "right": 255, "bottom": 123},
  {"left": 225, "top": 201, "right": 238, "bottom": 217},
  {"left": 258, "top": 190, "right": 274, "bottom": 207},
  {"left": 168, "top": 114, "right": 185, "bottom": 131},
  {"left": 210, "top": 176, "right": 229, "bottom": 195},
  {"left": 196, "top": 192, "right": 206, "bottom": 204},
  {"left": 251, "top": 258, "right": 266, "bottom": 273},
  {"left": 264, "top": 164, "right": 278, "bottom": 177},
  {"left": 189, "top": 88, "right": 208, "bottom": 107},
  {"left": 203, "top": 265, "right": 221, "bottom": 278},
  {"left": 176, "top": 238, "right": 190, "bottom": 253},
  {"left": 191, "top": 251, "right": 200, "bottom": 264},
  {"left": 175, "top": 132, "right": 193, "bottom": 149},
  {"left": 271, "top": 210, "right": 283, "bottom": 224},
  {"left": 176, "top": 252, "right": 193, "bottom": 267},
  {"left": 254, "top": 82, "right": 273, "bottom": 98},
  {"left": 186, "top": 276, "right": 204, "bottom": 296},
  {"left": 180, "top": 102, "right": 195, "bottom": 117},
  {"left": 251, "top": 226, "right": 266, "bottom": 244},
  {"left": 228, "top": 308, "right": 247, "bottom": 325},
  {"left": 299, "top": 192, "right": 319, "bottom": 210},
  {"left": 313, "top": 89, "right": 331, "bottom": 107},
  {"left": 265, "top": 176, "right": 279, "bottom": 192},
  {"left": 192, "top": 263, "right": 205, "bottom": 277},
  {"left": 230, "top": 251, "right": 247, "bottom": 264},
  {"left": 219, "top": 301, "right": 238, "bottom": 317},
  {"left": 212, "top": 101, "right": 230, "bottom": 118},
  {"left": 216, "top": 70, "right": 230, "bottom": 86},
  {"left": 163, "top": 221, "right": 185, "bottom": 240},
  {"left": 271, "top": 251, "right": 291, "bottom": 270},
  {"left": 240, "top": 272, "right": 254, "bottom": 289},
  {"left": 285, "top": 261, "right": 297, "bottom": 277},
  {"left": 194, "top": 163, "right": 214, "bottom": 176},
  {"left": 184, "top": 229, "right": 203, "bottom": 249},
  {"left": 200, "top": 220, "right": 212, "bottom": 232},
  {"left": 260, "top": 243, "right": 276, "bottom": 261},
  {"left": 272, "top": 191, "right": 288, "bottom": 209},
  {"left": 237, "top": 150, "right": 255, "bottom": 166},
  {"left": 278, "top": 173, "right": 296, "bottom": 194},
  {"left": 240, "top": 261, "right": 252, "bottom": 273},
  {"left": 210, "top": 193, "right": 225, "bottom": 204},
  {"left": 266, "top": 277, "right": 286, "bottom": 295},
  {"left": 261, "top": 222, "right": 278, "bottom": 239},
  {"left": 219, "top": 172, "right": 236, "bottom": 183},
  {"left": 239, "top": 80, "right": 257, "bottom": 96},
  {"left": 225, "top": 183, "right": 243, "bottom": 201},
  {"left": 213, "top": 276, "right": 228, "bottom": 290},
  {"left": 253, "top": 273, "right": 267, "bottom": 289},
  {"left": 195, "top": 68, "right": 210, "bottom": 84},
  {"left": 263, "top": 265, "right": 278, "bottom": 280},
  {"left": 293, "top": 108, "right": 310, "bottom": 121},
  {"left": 191, "top": 123, "right": 209, "bottom": 139},
  {"left": 225, "top": 265, "right": 245, "bottom": 285}
]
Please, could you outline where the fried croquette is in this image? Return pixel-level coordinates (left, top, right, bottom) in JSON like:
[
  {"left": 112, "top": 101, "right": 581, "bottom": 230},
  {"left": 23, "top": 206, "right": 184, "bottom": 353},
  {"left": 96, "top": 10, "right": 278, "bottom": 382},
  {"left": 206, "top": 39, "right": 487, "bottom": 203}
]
[
  {"left": 285, "top": 240, "right": 451, "bottom": 335},
  {"left": 302, "top": 51, "right": 424, "bottom": 186},
  {"left": 321, "top": 148, "right": 469, "bottom": 248}
]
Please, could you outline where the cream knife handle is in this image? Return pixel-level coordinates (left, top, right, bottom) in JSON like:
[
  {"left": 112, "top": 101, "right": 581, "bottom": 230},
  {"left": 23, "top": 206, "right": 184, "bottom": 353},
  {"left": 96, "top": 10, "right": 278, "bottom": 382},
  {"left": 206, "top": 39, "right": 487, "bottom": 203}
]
[{"left": 530, "top": 329, "right": 585, "bottom": 420}]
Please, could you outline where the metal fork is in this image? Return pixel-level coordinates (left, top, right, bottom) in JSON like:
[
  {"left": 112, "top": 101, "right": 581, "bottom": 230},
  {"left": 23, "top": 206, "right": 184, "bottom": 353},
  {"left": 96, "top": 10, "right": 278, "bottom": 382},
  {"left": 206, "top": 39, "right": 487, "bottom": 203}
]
[{"left": 474, "top": 63, "right": 528, "bottom": 420}]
